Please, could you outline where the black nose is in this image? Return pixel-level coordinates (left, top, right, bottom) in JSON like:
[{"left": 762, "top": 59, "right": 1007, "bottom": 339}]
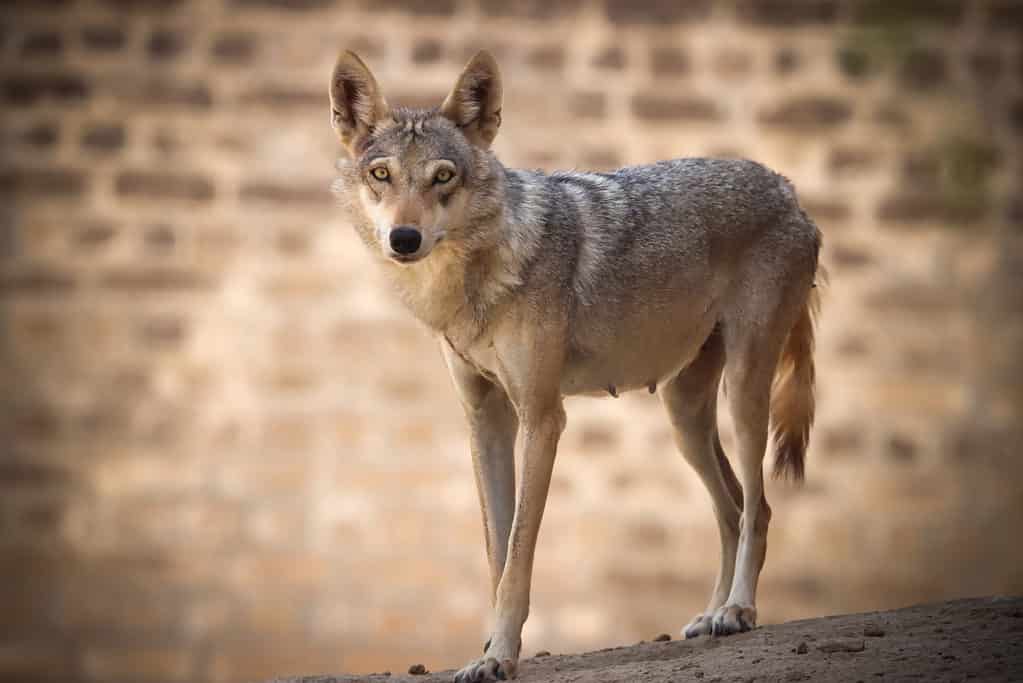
[{"left": 389, "top": 226, "right": 422, "bottom": 255}]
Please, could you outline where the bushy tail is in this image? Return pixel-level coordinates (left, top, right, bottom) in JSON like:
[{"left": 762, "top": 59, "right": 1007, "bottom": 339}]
[{"left": 770, "top": 274, "right": 823, "bottom": 482}]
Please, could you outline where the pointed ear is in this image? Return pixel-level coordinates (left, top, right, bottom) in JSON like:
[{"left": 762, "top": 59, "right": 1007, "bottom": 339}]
[
  {"left": 329, "top": 50, "right": 389, "bottom": 154},
  {"left": 441, "top": 51, "right": 503, "bottom": 149}
]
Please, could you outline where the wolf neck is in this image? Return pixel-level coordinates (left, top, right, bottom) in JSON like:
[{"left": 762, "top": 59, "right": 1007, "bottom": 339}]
[{"left": 384, "top": 165, "right": 543, "bottom": 345}]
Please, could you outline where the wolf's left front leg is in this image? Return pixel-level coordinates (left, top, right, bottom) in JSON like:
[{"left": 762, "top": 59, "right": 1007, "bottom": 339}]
[{"left": 455, "top": 397, "right": 565, "bottom": 683}]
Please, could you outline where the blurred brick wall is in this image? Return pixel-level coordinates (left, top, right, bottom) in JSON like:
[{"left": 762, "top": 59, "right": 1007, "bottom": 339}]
[{"left": 2, "top": 0, "right": 1022, "bottom": 681}]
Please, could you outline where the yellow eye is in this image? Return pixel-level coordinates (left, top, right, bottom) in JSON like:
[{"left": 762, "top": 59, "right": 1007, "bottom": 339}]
[
  {"left": 371, "top": 167, "right": 390, "bottom": 181},
  {"left": 434, "top": 168, "right": 454, "bottom": 184}
]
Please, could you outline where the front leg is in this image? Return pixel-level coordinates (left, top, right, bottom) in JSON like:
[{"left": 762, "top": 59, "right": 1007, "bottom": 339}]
[
  {"left": 455, "top": 400, "right": 565, "bottom": 683},
  {"left": 454, "top": 323, "right": 567, "bottom": 683},
  {"left": 442, "top": 342, "right": 518, "bottom": 604}
]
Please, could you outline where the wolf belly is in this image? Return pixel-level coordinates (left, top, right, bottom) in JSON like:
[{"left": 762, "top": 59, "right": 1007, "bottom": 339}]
[{"left": 560, "top": 308, "right": 717, "bottom": 397}]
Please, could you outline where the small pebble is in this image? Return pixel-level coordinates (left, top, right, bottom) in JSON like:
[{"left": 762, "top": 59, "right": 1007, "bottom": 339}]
[
  {"left": 535, "top": 650, "right": 551, "bottom": 657},
  {"left": 654, "top": 633, "right": 672, "bottom": 642},
  {"left": 795, "top": 641, "right": 809, "bottom": 654},
  {"left": 863, "top": 626, "right": 886, "bottom": 638},
  {"left": 408, "top": 663, "right": 428, "bottom": 675}
]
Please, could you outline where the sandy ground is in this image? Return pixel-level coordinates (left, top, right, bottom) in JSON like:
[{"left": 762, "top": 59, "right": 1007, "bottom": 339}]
[{"left": 273, "top": 596, "right": 1023, "bottom": 683}]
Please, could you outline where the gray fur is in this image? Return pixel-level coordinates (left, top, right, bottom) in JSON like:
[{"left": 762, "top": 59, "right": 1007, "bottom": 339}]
[{"left": 329, "top": 50, "right": 822, "bottom": 682}]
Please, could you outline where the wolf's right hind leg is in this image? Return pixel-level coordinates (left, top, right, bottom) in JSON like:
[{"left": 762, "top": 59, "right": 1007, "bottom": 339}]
[{"left": 660, "top": 333, "right": 743, "bottom": 639}]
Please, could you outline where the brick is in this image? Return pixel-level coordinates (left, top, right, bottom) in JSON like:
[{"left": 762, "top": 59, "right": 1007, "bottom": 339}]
[
  {"left": 901, "top": 153, "right": 939, "bottom": 189},
  {"left": 758, "top": 96, "right": 852, "bottom": 129},
  {"left": 874, "top": 103, "right": 910, "bottom": 129},
  {"left": 0, "top": 168, "right": 86, "bottom": 199},
  {"left": 362, "top": 0, "right": 456, "bottom": 15},
  {"left": 829, "top": 146, "right": 880, "bottom": 175},
  {"left": 229, "top": 0, "right": 335, "bottom": 7},
  {"left": 898, "top": 49, "right": 946, "bottom": 90},
  {"left": 988, "top": 1, "right": 1023, "bottom": 30},
  {"left": 568, "top": 91, "right": 607, "bottom": 119},
  {"left": 1004, "top": 199, "right": 1022, "bottom": 226},
  {"left": 1, "top": 74, "right": 89, "bottom": 106},
  {"left": 774, "top": 47, "right": 800, "bottom": 74},
  {"left": 99, "top": 267, "right": 213, "bottom": 292},
  {"left": 853, "top": 0, "right": 965, "bottom": 26},
  {"left": 81, "top": 122, "right": 125, "bottom": 152},
  {"left": 0, "top": 0, "right": 72, "bottom": 9},
  {"left": 886, "top": 434, "right": 918, "bottom": 462},
  {"left": 274, "top": 228, "right": 310, "bottom": 256},
  {"left": 1009, "top": 98, "right": 1023, "bottom": 133},
  {"left": 876, "top": 194, "right": 944, "bottom": 223},
  {"left": 836, "top": 46, "right": 873, "bottom": 80},
  {"left": 115, "top": 78, "right": 213, "bottom": 109},
  {"left": 7, "top": 313, "right": 65, "bottom": 349},
  {"left": 139, "top": 316, "right": 187, "bottom": 347},
  {"left": 737, "top": 0, "right": 839, "bottom": 25},
  {"left": 20, "top": 122, "right": 60, "bottom": 148},
  {"left": 74, "top": 220, "right": 118, "bottom": 249},
  {"left": 239, "top": 181, "right": 331, "bottom": 205},
  {"left": 146, "top": 28, "right": 187, "bottom": 60},
  {"left": 411, "top": 39, "right": 443, "bottom": 64},
  {"left": 0, "top": 216, "right": 14, "bottom": 258},
  {"left": 100, "top": 0, "right": 186, "bottom": 9},
  {"left": 834, "top": 335, "right": 869, "bottom": 360},
  {"left": 525, "top": 45, "right": 565, "bottom": 71},
  {"left": 143, "top": 223, "right": 177, "bottom": 251},
  {"left": 968, "top": 51, "right": 1002, "bottom": 83},
  {"left": 81, "top": 24, "right": 125, "bottom": 51},
  {"left": 801, "top": 198, "right": 851, "bottom": 223},
  {"left": 115, "top": 170, "right": 215, "bottom": 201},
  {"left": 605, "top": 0, "right": 711, "bottom": 24},
  {"left": 238, "top": 85, "right": 321, "bottom": 109},
  {"left": 878, "top": 190, "right": 991, "bottom": 224},
  {"left": 212, "top": 32, "right": 257, "bottom": 62},
  {"left": 580, "top": 422, "right": 620, "bottom": 450},
  {"left": 650, "top": 47, "right": 688, "bottom": 77},
  {"left": 20, "top": 30, "right": 63, "bottom": 58},
  {"left": 713, "top": 49, "right": 753, "bottom": 78},
  {"left": 479, "top": 0, "right": 581, "bottom": 19},
  {"left": 0, "top": 639, "right": 75, "bottom": 680},
  {"left": 631, "top": 94, "right": 722, "bottom": 122},
  {"left": 10, "top": 404, "right": 62, "bottom": 440},
  {"left": 830, "top": 243, "right": 874, "bottom": 270},
  {"left": 592, "top": 46, "right": 626, "bottom": 70},
  {"left": 821, "top": 425, "right": 865, "bottom": 456},
  {"left": 0, "top": 461, "right": 70, "bottom": 488}
]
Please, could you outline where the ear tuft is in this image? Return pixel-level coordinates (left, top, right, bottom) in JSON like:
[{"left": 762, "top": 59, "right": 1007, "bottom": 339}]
[
  {"left": 441, "top": 50, "right": 503, "bottom": 149},
  {"left": 329, "top": 50, "right": 389, "bottom": 153}
]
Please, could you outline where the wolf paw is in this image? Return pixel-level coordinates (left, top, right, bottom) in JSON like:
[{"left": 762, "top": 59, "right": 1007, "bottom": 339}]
[
  {"left": 711, "top": 604, "right": 757, "bottom": 636},
  {"left": 453, "top": 656, "right": 517, "bottom": 682},
  {"left": 682, "top": 613, "right": 715, "bottom": 639}
]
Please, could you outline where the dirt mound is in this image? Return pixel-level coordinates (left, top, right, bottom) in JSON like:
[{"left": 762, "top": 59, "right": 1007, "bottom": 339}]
[{"left": 272, "top": 596, "right": 1023, "bottom": 682}]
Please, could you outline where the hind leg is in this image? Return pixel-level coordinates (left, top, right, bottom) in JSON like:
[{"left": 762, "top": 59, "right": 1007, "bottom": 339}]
[
  {"left": 711, "top": 326, "right": 784, "bottom": 636},
  {"left": 661, "top": 334, "right": 743, "bottom": 639}
]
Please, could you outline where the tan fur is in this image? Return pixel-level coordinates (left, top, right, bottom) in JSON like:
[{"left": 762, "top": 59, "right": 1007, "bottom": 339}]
[
  {"left": 770, "top": 279, "right": 822, "bottom": 481},
  {"left": 328, "top": 50, "right": 825, "bottom": 682}
]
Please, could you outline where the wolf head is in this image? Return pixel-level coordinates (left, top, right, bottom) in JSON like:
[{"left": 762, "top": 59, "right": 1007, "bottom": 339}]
[{"left": 329, "top": 50, "right": 505, "bottom": 265}]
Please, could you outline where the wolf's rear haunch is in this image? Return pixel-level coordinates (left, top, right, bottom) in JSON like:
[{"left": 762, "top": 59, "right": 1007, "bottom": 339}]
[{"left": 328, "top": 48, "right": 825, "bottom": 683}]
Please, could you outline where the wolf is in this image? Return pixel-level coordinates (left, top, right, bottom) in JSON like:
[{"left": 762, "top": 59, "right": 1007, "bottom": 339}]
[{"left": 329, "top": 50, "right": 822, "bottom": 682}]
